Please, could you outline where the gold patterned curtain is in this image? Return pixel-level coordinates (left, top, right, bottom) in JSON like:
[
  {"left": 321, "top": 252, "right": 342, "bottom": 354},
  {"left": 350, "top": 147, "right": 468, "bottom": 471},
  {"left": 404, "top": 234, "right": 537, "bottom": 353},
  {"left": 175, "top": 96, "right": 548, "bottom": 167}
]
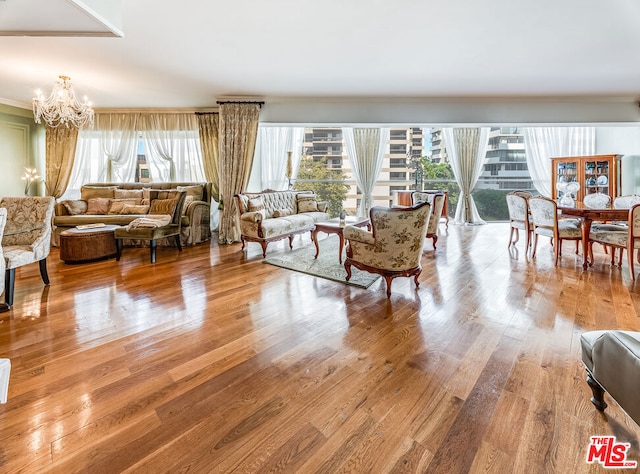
[
  {"left": 196, "top": 112, "right": 220, "bottom": 201},
  {"left": 45, "top": 125, "right": 79, "bottom": 198},
  {"left": 218, "top": 103, "right": 260, "bottom": 244}
]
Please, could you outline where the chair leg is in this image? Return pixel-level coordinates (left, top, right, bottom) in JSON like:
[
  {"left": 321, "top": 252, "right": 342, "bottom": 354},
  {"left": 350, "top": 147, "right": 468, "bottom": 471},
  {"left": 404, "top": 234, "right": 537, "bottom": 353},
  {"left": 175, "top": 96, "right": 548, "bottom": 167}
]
[
  {"left": 431, "top": 235, "right": 438, "bottom": 250},
  {"left": 116, "top": 239, "right": 123, "bottom": 261},
  {"left": 383, "top": 276, "right": 393, "bottom": 297},
  {"left": 150, "top": 240, "right": 157, "bottom": 263},
  {"left": 38, "top": 259, "right": 49, "bottom": 285},
  {"left": 5, "top": 269, "right": 15, "bottom": 307},
  {"left": 586, "top": 371, "right": 608, "bottom": 411},
  {"left": 344, "top": 262, "right": 352, "bottom": 281},
  {"left": 531, "top": 234, "right": 539, "bottom": 258},
  {"left": 554, "top": 239, "right": 561, "bottom": 266},
  {"left": 508, "top": 227, "right": 517, "bottom": 247},
  {"left": 174, "top": 235, "right": 182, "bottom": 252}
]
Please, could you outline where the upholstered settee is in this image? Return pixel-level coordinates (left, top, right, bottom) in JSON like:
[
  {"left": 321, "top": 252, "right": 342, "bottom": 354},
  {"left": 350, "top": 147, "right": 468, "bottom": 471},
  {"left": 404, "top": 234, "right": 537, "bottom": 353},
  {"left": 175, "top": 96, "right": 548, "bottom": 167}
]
[
  {"left": 53, "top": 182, "right": 212, "bottom": 247},
  {"left": 234, "top": 189, "right": 330, "bottom": 256}
]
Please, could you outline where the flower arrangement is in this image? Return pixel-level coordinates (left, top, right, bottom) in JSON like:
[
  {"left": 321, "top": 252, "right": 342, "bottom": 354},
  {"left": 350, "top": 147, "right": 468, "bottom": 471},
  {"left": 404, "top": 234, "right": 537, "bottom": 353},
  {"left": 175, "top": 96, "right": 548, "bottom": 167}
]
[{"left": 21, "top": 167, "right": 41, "bottom": 196}]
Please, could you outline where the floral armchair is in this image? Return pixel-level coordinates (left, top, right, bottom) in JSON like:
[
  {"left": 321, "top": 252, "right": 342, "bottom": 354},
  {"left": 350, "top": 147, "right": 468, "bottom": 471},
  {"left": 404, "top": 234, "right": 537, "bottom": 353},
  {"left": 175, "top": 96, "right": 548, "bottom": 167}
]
[
  {"left": 412, "top": 191, "right": 445, "bottom": 249},
  {"left": 344, "top": 201, "right": 431, "bottom": 297},
  {"left": 0, "top": 208, "right": 6, "bottom": 312},
  {"left": 0, "top": 197, "right": 55, "bottom": 309}
]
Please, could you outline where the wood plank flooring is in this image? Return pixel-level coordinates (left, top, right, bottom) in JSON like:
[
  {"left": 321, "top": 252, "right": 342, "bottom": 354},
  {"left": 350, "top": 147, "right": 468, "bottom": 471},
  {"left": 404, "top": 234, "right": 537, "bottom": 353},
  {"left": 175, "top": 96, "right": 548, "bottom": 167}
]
[{"left": 0, "top": 223, "right": 639, "bottom": 473}]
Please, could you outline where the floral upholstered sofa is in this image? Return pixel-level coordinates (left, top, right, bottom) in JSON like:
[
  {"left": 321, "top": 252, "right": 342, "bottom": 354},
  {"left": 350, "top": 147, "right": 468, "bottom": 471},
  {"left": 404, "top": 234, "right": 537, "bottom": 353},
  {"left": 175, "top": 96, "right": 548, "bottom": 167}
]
[
  {"left": 234, "top": 189, "right": 329, "bottom": 256},
  {"left": 53, "top": 182, "right": 212, "bottom": 247}
]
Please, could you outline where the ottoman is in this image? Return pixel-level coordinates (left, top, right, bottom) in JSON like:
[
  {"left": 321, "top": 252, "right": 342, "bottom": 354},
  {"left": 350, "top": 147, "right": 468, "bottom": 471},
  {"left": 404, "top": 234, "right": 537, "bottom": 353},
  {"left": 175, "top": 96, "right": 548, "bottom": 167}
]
[{"left": 59, "top": 225, "right": 120, "bottom": 263}]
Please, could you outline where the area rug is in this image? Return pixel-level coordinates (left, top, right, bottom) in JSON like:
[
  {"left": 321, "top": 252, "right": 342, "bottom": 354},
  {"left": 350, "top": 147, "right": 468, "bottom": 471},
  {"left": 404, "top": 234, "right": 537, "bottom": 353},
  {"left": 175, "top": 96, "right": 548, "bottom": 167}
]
[{"left": 263, "top": 236, "right": 380, "bottom": 288}]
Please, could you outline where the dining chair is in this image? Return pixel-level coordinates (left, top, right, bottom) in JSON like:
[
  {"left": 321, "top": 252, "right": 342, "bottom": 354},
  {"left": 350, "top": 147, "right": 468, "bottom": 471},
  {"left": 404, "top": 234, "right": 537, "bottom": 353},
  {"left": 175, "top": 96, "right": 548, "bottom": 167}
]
[
  {"left": 583, "top": 192, "right": 611, "bottom": 209},
  {"left": 0, "top": 197, "right": 55, "bottom": 310},
  {"left": 529, "top": 196, "right": 581, "bottom": 265},
  {"left": 589, "top": 194, "right": 640, "bottom": 265},
  {"left": 506, "top": 191, "right": 532, "bottom": 250},
  {"left": 589, "top": 204, "right": 640, "bottom": 280}
]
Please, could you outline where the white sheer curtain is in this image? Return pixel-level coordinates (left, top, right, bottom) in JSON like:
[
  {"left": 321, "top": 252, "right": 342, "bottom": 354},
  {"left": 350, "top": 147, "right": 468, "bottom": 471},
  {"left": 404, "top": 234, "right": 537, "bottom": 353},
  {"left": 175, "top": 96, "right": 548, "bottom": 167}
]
[
  {"left": 252, "top": 126, "right": 304, "bottom": 191},
  {"left": 343, "top": 127, "right": 389, "bottom": 217},
  {"left": 443, "top": 127, "right": 490, "bottom": 225},
  {"left": 139, "top": 113, "right": 205, "bottom": 182},
  {"left": 60, "top": 130, "right": 102, "bottom": 200},
  {"left": 524, "top": 127, "right": 596, "bottom": 197},
  {"left": 96, "top": 113, "right": 139, "bottom": 182},
  {"left": 61, "top": 113, "right": 139, "bottom": 200}
]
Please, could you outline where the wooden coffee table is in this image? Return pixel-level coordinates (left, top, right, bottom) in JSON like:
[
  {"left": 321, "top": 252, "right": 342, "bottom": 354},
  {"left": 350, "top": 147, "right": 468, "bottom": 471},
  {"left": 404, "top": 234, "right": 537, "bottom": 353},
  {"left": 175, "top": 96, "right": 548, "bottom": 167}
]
[
  {"left": 59, "top": 225, "right": 121, "bottom": 263},
  {"left": 311, "top": 217, "right": 371, "bottom": 263}
]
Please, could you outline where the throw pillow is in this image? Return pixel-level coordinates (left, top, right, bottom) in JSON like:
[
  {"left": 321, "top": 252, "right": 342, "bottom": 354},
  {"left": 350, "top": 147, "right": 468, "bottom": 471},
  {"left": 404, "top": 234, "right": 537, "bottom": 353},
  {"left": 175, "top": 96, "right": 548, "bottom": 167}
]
[
  {"left": 248, "top": 197, "right": 265, "bottom": 212},
  {"left": 177, "top": 185, "right": 204, "bottom": 202},
  {"left": 273, "top": 209, "right": 292, "bottom": 218},
  {"left": 61, "top": 200, "right": 87, "bottom": 215},
  {"left": 297, "top": 199, "right": 319, "bottom": 213},
  {"left": 107, "top": 198, "right": 140, "bottom": 215},
  {"left": 86, "top": 197, "right": 111, "bottom": 215},
  {"left": 297, "top": 193, "right": 319, "bottom": 213},
  {"left": 119, "top": 204, "right": 150, "bottom": 215},
  {"left": 81, "top": 186, "right": 117, "bottom": 200},
  {"left": 149, "top": 198, "right": 178, "bottom": 216},
  {"left": 248, "top": 197, "right": 267, "bottom": 219},
  {"left": 114, "top": 189, "right": 144, "bottom": 199}
]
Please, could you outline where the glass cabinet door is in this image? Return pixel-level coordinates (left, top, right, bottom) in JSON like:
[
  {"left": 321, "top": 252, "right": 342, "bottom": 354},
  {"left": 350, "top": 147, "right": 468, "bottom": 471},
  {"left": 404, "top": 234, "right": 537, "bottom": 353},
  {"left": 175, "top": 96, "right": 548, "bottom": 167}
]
[
  {"left": 554, "top": 160, "right": 578, "bottom": 198},
  {"left": 584, "top": 160, "right": 611, "bottom": 196}
]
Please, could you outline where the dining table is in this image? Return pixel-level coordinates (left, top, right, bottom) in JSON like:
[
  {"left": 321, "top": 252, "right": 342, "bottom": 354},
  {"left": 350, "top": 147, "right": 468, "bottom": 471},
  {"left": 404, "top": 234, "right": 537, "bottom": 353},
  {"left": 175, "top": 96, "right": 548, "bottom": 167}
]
[{"left": 556, "top": 202, "right": 629, "bottom": 269}]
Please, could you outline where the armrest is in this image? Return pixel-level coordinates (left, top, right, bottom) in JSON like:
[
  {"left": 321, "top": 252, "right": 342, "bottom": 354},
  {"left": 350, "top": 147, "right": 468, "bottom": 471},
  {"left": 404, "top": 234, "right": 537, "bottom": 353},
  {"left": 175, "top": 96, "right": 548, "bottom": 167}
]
[
  {"left": 55, "top": 202, "right": 70, "bottom": 216},
  {"left": 317, "top": 201, "right": 328, "bottom": 213},
  {"left": 184, "top": 200, "right": 209, "bottom": 219},
  {"left": 240, "top": 211, "right": 263, "bottom": 223},
  {"left": 344, "top": 225, "right": 375, "bottom": 245}
]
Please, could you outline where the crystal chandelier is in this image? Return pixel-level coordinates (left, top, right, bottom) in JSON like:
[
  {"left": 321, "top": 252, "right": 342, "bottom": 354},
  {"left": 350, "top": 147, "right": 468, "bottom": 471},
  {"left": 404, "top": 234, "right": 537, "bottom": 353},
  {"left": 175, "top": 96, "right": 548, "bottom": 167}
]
[{"left": 32, "top": 76, "right": 94, "bottom": 129}]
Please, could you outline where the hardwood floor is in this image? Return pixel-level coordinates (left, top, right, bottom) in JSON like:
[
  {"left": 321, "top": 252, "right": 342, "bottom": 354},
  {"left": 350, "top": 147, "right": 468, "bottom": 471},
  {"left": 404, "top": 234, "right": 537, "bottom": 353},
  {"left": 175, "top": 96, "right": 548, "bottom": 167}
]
[{"left": 1, "top": 223, "right": 639, "bottom": 473}]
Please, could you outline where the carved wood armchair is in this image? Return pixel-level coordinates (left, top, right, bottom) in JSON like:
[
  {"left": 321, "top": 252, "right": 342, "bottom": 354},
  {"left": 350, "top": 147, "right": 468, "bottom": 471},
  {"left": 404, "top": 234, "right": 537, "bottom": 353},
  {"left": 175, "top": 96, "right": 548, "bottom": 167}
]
[
  {"left": 0, "top": 197, "right": 55, "bottom": 310},
  {"left": 344, "top": 201, "right": 431, "bottom": 297}
]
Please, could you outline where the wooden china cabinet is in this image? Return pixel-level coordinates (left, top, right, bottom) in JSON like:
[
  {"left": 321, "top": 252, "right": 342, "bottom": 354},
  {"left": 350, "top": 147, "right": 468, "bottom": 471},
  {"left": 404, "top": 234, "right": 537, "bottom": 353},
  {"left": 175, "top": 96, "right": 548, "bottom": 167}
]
[{"left": 550, "top": 154, "right": 622, "bottom": 202}]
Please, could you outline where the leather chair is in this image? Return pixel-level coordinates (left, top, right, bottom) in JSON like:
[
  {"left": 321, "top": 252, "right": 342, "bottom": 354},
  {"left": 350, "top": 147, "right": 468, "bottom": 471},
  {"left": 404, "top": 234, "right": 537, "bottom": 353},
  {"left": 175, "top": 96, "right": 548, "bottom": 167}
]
[
  {"left": 412, "top": 191, "right": 445, "bottom": 249},
  {"left": 581, "top": 330, "right": 640, "bottom": 426},
  {"left": 344, "top": 201, "right": 431, "bottom": 297},
  {"left": 115, "top": 191, "right": 186, "bottom": 263},
  {"left": 0, "top": 197, "right": 55, "bottom": 310}
]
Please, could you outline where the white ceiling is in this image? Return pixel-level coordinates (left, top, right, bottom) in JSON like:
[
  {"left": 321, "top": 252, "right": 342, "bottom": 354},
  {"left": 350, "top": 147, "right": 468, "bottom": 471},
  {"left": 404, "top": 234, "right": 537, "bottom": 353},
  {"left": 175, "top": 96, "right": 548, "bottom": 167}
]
[{"left": 1, "top": 0, "right": 640, "bottom": 111}]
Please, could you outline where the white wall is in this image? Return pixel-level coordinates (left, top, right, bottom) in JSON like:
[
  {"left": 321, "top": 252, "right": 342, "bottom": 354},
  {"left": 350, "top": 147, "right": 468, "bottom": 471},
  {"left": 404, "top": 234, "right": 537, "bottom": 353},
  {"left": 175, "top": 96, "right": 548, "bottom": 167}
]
[{"left": 596, "top": 126, "right": 640, "bottom": 195}]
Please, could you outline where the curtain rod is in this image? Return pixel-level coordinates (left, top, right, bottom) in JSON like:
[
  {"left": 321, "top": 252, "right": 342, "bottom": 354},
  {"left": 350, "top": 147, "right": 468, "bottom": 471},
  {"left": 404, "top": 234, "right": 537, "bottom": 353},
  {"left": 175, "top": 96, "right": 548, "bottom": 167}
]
[
  {"left": 216, "top": 100, "right": 264, "bottom": 107},
  {"left": 194, "top": 111, "right": 219, "bottom": 115}
]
